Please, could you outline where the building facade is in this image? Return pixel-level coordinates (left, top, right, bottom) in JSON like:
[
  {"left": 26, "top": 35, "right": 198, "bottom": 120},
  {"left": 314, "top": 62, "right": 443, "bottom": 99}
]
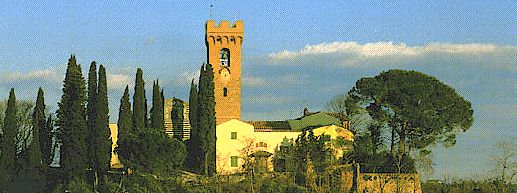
[
  {"left": 109, "top": 123, "right": 122, "bottom": 169},
  {"left": 216, "top": 111, "right": 353, "bottom": 174}
]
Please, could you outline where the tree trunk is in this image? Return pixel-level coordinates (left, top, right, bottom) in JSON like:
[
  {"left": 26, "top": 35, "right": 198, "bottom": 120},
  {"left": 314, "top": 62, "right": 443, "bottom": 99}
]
[
  {"left": 390, "top": 127, "right": 395, "bottom": 154},
  {"left": 94, "top": 171, "right": 98, "bottom": 190},
  {"left": 205, "top": 153, "right": 209, "bottom": 176}
]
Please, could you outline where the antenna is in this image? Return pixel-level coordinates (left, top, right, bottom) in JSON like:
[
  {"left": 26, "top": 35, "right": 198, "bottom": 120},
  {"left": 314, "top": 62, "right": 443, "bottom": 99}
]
[{"left": 209, "top": 4, "right": 213, "bottom": 19}]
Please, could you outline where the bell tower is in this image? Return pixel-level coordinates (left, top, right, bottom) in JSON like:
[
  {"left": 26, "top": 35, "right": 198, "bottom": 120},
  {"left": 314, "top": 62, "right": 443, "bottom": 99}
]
[{"left": 205, "top": 20, "right": 244, "bottom": 125}]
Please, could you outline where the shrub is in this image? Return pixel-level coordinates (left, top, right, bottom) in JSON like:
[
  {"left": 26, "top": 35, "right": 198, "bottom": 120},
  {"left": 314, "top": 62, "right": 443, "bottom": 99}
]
[{"left": 52, "top": 178, "right": 93, "bottom": 193}]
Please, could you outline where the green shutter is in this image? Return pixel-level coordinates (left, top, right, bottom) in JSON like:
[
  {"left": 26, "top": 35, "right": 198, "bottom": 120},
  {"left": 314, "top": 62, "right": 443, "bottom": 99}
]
[
  {"left": 231, "top": 132, "right": 237, "bottom": 139},
  {"left": 231, "top": 156, "right": 238, "bottom": 167}
]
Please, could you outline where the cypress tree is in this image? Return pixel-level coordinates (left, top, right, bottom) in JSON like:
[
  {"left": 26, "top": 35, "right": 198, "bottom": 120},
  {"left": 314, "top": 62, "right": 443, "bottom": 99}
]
[
  {"left": 198, "top": 63, "right": 216, "bottom": 175},
  {"left": 86, "top": 61, "right": 98, "bottom": 171},
  {"left": 160, "top": 89, "right": 165, "bottom": 128},
  {"left": 117, "top": 86, "right": 132, "bottom": 168},
  {"left": 117, "top": 86, "right": 131, "bottom": 141},
  {"left": 117, "top": 86, "right": 132, "bottom": 141},
  {"left": 159, "top": 89, "right": 164, "bottom": 129},
  {"left": 186, "top": 79, "right": 200, "bottom": 172},
  {"left": 133, "top": 68, "right": 146, "bottom": 130},
  {"left": 35, "top": 88, "right": 53, "bottom": 166},
  {"left": 151, "top": 80, "right": 164, "bottom": 129},
  {"left": 197, "top": 64, "right": 207, "bottom": 174},
  {"left": 28, "top": 88, "right": 45, "bottom": 169},
  {"left": 151, "top": 80, "right": 156, "bottom": 127},
  {"left": 188, "top": 80, "right": 199, "bottom": 135},
  {"left": 171, "top": 98, "right": 184, "bottom": 140},
  {"left": 144, "top": 82, "right": 149, "bottom": 129},
  {"left": 44, "top": 115, "right": 53, "bottom": 166},
  {"left": 0, "top": 88, "right": 18, "bottom": 184},
  {"left": 96, "top": 65, "right": 111, "bottom": 192},
  {"left": 205, "top": 64, "right": 217, "bottom": 175},
  {"left": 57, "top": 55, "right": 88, "bottom": 183},
  {"left": 161, "top": 89, "right": 165, "bottom": 116}
]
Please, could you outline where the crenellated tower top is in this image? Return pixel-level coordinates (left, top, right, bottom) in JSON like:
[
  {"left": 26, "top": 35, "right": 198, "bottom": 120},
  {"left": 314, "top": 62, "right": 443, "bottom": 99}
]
[
  {"left": 206, "top": 20, "right": 244, "bottom": 33},
  {"left": 206, "top": 20, "right": 244, "bottom": 46}
]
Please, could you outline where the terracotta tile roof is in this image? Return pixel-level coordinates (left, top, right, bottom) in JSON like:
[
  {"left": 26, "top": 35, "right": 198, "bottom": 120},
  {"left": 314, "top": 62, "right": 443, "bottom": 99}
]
[
  {"left": 246, "top": 121, "right": 291, "bottom": 132},
  {"left": 246, "top": 110, "right": 348, "bottom": 132}
]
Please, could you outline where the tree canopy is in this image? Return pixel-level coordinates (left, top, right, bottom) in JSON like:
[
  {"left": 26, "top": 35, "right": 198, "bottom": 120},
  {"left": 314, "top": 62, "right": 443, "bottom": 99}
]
[
  {"left": 86, "top": 61, "right": 98, "bottom": 174},
  {"left": 186, "top": 79, "right": 201, "bottom": 172},
  {"left": 28, "top": 88, "right": 45, "bottom": 169},
  {"left": 117, "top": 68, "right": 186, "bottom": 176},
  {"left": 133, "top": 68, "right": 147, "bottom": 130},
  {"left": 0, "top": 99, "right": 36, "bottom": 152},
  {"left": 116, "top": 85, "right": 132, "bottom": 168},
  {"left": 198, "top": 63, "right": 216, "bottom": 175},
  {"left": 33, "top": 88, "right": 53, "bottom": 167},
  {"left": 151, "top": 80, "right": 164, "bottom": 130},
  {"left": 1, "top": 89, "right": 18, "bottom": 185},
  {"left": 345, "top": 70, "right": 473, "bottom": 154},
  {"left": 57, "top": 55, "right": 88, "bottom": 183},
  {"left": 95, "top": 65, "right": 111, "bottom": 192}
]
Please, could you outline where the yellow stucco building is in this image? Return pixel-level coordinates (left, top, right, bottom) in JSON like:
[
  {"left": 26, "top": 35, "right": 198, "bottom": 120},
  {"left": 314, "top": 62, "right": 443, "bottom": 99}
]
[
  {"left": 215, "top": 111, "right": 353, "bottom": 174},
  {"left": 109, "top": 123, "right": 122, "bottom": 169}
]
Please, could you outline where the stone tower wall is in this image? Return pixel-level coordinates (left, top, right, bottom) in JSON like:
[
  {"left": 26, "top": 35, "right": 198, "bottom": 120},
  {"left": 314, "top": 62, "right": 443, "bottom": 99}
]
[{"left": 205, "top": 20, "right": 244, "bottom": 125}]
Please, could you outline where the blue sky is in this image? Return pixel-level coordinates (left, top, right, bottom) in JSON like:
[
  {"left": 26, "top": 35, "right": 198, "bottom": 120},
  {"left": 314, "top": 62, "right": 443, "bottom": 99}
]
[{"left": 0, "top": 1, "right": 515, "bottom": 179}]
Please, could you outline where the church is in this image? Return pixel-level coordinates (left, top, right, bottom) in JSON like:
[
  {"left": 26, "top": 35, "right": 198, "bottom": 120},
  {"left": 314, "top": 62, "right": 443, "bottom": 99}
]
[
  {"left": 109, "top": 20, "right": 354, "bottom": 174},
  {"left": 107, "top": 20, "right": 423, "bottom": 193}
]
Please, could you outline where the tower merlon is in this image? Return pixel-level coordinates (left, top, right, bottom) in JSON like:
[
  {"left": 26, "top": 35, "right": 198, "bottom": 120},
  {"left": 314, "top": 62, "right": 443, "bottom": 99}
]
[{"left": 206, "top": 20, "right": 244, "bottom": 33}]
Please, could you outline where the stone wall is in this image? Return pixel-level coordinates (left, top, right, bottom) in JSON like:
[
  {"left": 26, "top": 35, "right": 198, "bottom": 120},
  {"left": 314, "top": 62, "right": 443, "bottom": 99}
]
[{"left": 357, "top": 173, "right": 422, "bottom": 193}]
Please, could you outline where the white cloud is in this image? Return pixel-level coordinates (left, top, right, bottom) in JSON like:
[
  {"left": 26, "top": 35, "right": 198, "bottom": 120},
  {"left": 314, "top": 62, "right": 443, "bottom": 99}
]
[
  {"left": 242, "top": 77, "right": 267, "bottom": 87},
  {"left": 0, "top": 69, "right": 64, "bottom": 103},
  {"left": 174, "top": 71, "right": 199, "bottom": 86},
  {"left": 2, "top": 69, "right": 61, "bottom": 82},
  {"left": 269, "top": 41, "right": 504, "bottom": 59},
  {"left": 109, "top": 66, "right": 136, "bottom": 75},
  {"left": 107, "top": 74, "right": 131, "bottom": 90},
  {"left": 267, "top": 41, "right": 517, "bottom": 70},
  {"left": 421, "top": 43, "right": 498, "bottom": 54}
]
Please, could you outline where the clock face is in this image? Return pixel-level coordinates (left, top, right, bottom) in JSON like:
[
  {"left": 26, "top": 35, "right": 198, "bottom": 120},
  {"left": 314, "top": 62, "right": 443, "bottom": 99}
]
[{"left": 220, "top": 68, "right": 230, "bottom": 84}]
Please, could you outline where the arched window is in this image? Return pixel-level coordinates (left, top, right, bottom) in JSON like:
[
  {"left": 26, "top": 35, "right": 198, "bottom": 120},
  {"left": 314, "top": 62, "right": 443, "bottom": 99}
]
[
  {"left": 220, "top": 48, "right": 230, "bottom": 67},
  {"left": 223, "top": 87, "right": 228, "bottom": 97}
]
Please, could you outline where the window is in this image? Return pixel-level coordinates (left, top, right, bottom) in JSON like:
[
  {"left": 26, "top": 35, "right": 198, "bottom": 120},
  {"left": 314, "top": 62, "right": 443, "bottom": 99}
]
[
  {"left": 231, "top": 132, "right": 237, "bottom": 139},
  {"left": 256, "top": 142, "right": 267, "bottom": 148},
  {"left": 223, "top": 87, "right": 228, "bottom": 97},
  {"left": 231, "top": 156, "right": 238, "bottom": 167},
  {"left": 220, "top": 48, "right": 230, "bottom": 67}
]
